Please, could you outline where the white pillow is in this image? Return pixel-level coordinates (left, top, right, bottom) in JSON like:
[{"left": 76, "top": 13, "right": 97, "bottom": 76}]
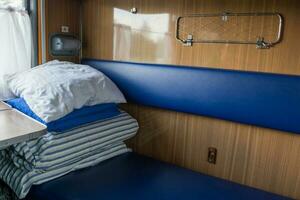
[
  {"left": 6, "top": 60, "right": 126, "bottom": 122},
  {"left": 0, "top": 76, "right": 15, "bottom": 101}
]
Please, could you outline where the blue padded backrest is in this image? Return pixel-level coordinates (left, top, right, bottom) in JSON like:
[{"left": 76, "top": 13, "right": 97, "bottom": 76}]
[{"left": 82, "top": 59, "right": 300, "bottom": 134}]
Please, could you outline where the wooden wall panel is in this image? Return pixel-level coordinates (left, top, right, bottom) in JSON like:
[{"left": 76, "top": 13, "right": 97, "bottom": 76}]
[
  {"left": 82, "top": 0, "right": 300, "bottom": 198},
  {"left": 82, "top": 0, "right": 300, "bottom": 75},
  {"left": 45, "top": 0, "right": 81, "bottom": 63},
  {"left": 37, "top": 0, "right": 42, "bottom": 64},
  {"left": 123, "top": 104, "right": 300, "bottom": 199}
]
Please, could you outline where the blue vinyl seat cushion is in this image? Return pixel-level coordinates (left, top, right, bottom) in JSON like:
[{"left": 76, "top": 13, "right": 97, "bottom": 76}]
[{"left": 26, "top": 153, "right": 290, "bottom": 200}]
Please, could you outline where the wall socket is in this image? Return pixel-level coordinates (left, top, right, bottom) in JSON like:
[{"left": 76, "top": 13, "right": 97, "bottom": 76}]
[
  {"left": 61, "top": 26, "right": 69, "bottom": 33},
  {"left": 208, "top": 147, "right": 217, "bottom": 164}
]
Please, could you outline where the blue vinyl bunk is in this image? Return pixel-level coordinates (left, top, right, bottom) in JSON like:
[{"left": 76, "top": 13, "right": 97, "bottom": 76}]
[
  {"left": 27, "top": 59, "right": 300, "bottom": 200},
  {"left": 27, "top": 152, "right": 288, "bottom": 200}
]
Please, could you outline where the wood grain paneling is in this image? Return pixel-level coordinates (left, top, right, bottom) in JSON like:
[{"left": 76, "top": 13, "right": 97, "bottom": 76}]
[
  {"left": 44, "top": 0, "right": 81, "bottom": 63},
  {"left": 82, "top": 0, "right": 300, "bottom": 75},
  {"left": 82, "top": 0, "right": 300, "bottom": 198},
  {"left": 123, "top": 104, "right": 300, "bottom": 199},
  {"left": 37, "top": 0, "right": 42, "bottom": 64}
]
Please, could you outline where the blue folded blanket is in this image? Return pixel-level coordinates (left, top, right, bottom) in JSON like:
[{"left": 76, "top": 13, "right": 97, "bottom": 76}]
[{"left": 6, "top": 98, "right": 121, "bottom": 132}]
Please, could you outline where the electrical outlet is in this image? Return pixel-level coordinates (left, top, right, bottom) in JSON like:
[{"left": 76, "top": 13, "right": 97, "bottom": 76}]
[
  {"left": 61, "top": 26, "right": 69, "bottom": 33},
  {"left": 208, "top": 147, "right": 217, "bottom": 164}
]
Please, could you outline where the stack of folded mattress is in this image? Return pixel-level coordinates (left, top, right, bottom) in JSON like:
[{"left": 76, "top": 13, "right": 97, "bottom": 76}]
[{"left": 0, "top": 98, "right": 139, "bottom": 199}]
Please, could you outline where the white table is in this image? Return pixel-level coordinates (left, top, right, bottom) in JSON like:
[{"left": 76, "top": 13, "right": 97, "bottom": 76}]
[
  {"left": 0, "top": 101, "right": 47, "bottom": 149},
  {"left": 0, "top": 101, "right": 11, "bottom": 111}
]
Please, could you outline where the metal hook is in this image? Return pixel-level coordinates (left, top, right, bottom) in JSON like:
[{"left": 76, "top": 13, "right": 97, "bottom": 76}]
[
  {"left": 256, "top": 37, "right": 271, "bottom": 49},
  {"left": 130, "top": 7, "right": 138, "bottom": 14}
]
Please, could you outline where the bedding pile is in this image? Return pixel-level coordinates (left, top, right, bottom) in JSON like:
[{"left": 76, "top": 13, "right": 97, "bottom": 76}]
[
  {"left": 0, "top": 180, "right": 15, "bottom": 200},
  {"left": 0, "top": 61, "right": 139, "bottom": 199}
]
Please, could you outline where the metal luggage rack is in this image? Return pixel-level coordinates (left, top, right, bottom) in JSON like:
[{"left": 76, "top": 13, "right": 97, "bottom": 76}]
[{"left": 176, "top": 12, "right": 283, "bottom": 49}]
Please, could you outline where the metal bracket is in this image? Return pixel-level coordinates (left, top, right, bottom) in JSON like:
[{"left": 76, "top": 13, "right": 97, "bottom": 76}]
[
  {"left": 130, "top": 7, "right": 138, "bottom": 14},
  {"left": 256, "top": 37, "right": 271, "bottom": 49},
  {"left": 184, "top": 34, "right": 193, "bottom": 46},
  {"left": 221, "top": 12, "right": 229, "bottom": 21}
]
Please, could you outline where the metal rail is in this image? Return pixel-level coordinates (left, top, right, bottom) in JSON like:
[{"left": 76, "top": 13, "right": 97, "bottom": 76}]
[{"left": 176, "top": 12, "right": 284, "bottom": 49}]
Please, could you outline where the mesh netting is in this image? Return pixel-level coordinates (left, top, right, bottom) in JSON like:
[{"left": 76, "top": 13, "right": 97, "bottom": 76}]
[{"left": 177, "top": 14, "right": 281, "bottom": 44}]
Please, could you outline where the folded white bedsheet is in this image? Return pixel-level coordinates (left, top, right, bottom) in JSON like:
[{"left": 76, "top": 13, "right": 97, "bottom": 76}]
[{"left": 6, "top": 60, "right": 126, "bottom": 122}]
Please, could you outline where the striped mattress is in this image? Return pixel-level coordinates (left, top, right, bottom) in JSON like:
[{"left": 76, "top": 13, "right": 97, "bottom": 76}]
[{"left": 0, "top": 111, "right": 139, "bottom": 199}]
